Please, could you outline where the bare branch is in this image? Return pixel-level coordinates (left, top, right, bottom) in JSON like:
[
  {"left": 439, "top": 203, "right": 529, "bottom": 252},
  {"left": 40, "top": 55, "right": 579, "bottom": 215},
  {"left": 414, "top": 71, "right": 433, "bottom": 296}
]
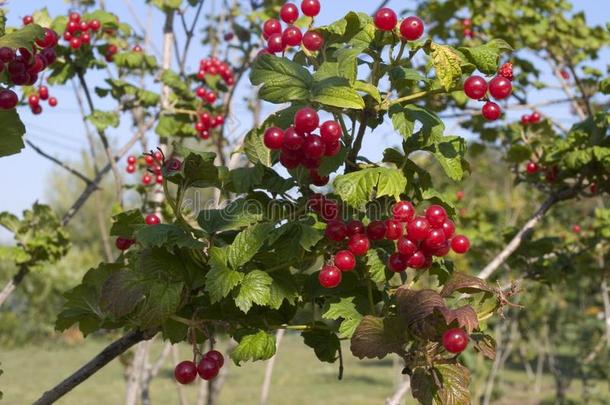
[
  {"left": 26, "top": 140, "right": 96, "bottom": 186},
  {"left": 33, "top": 330, "right": 149, "bottom": 405},
  {"left": 385, "top": 377, "right": 411, "bottom": 405},
  {"left": 260, "top": 329, "right": 285, "bottom": 405}
]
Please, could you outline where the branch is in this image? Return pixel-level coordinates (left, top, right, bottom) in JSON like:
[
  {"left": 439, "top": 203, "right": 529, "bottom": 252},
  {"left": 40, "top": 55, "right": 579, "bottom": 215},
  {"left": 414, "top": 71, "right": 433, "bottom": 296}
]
[
  {"left": 178, "top": 0, "right": 206, "bottom": 74},
  {"left": 477, "top": 187, "right": 577, "bottom": 280},
  {"left": 260, "top": 329, "right": 285, "bottom": 405},
  {"left": 26, "top": 140, "right": 96, "bottom": 186},
  {"left": 33, "top": 330, "right": 149, "bottom": 405},
  {"left": 0, "top": 264, "right": 28, "bottom": 307},
  {"left": 346, "top": 110, "right": 368, "bottom": 172},
  {"left": 385, "top": 377, "right": 411, "bottom": 405}
]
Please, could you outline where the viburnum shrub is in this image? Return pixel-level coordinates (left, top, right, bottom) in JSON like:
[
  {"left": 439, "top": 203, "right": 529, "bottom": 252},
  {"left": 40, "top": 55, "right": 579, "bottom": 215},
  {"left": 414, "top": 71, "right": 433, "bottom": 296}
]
[{"left": 1, "top": 1, "right": 607, "bottom": 404}]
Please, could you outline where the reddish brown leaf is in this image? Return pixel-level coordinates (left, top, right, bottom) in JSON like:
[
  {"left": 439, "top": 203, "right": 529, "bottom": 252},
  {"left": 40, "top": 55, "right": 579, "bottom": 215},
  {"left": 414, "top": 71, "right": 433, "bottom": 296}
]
[
  {"left": 411, "top": 363, "right": 470, "bottom": 405},
  {"left": 471, "top": 332, "right": 497, "bottom": 360},
  {"left": 434, "top": 305, "right": 479, "bottom": 333},
  {"left": 397, "top": 287, "right": 446, "bottom": 338},
  {"left": 350, "top": 315, "right": 406, "bottom": 359},
  {"left": 440, "top": 272, "right": 494, "bottom": 298}
]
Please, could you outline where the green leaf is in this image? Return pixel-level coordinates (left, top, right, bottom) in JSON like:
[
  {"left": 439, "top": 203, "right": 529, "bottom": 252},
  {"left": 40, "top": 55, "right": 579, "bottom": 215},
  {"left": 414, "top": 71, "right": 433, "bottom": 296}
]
[
  {"left": 311, "top": 77, "right": 365, "bottom": 109},
  {"left": 138, "top": 281, "right": 184, "bottom": 328},
  {"left": 182, "top": 151, "right": 220, "bottom": 188},
  {"left": 228, "top": 223, "right": 273, "bottom": 269},
  {"left": 302, "top": 328, "right": 340, "bottom": 363},
  {"left": 231, "top": 330, "right": 276, "bottom": 365},
  {"left": 205, "top": 247, "right": 244, "bottom": 303},
  {"left": 390, "top": 104, "right": 444, "bottom": 143},
  {"left": 430, "top": 43, "right": 462, "bottom": 91},
  {"left": 110, "top": 209, "right": 146, "bottom": 237},
  {"left": 86, "top": 110, "right": 119, "bottom": 132},
  {"left": 334, "top": 167, "right": 407, "bottom": 208},
  {"left": 313, "top": 47, "right": 362, "bottom": 83},
  {"left": 0, "top": 24, "right": 45, "bottom": 52},
  {"left": 599, "top": 77, "right": 610, "bottom": 94},
  {"left": 353, "top": 81, "right": 382, "bottom": 103},
  {"left": 250, "top": 54, "right": 312, "bottom": 104},
  {"left": 224, "top": 165, "right": 265, "bottom": 194},
  {"left": 0, "top": 110, "right": 25, "bottom": 157},
  {"left": 234, "top": 270, "right": 273, "bottom": 313},
  {"left": 155, "top": 114, "right": 197, "bottom": 137},
  {"left": 323, "top": 297, "right": 363, "bottom": 338},
  {"left": 318, "top": 144, "right": 347, "bottom": 177},
  {"left": 160, "top": 69, "right": 193, "bottom": 99},
  {"left": 197, "top": 198, "right": 264, "bottom": 234},
  {"left": 148, "top": 0, "right": 183, "bottom": 11},
  {"left": 268, "top": 270, "right": 299, "bottom": 309},
  {"left": 459, "top": 39, "right": 513, "bottom": 75},
  {"left": 319, "top": 12, "right": 375, "bottom": 48},
  {"left": 365, "top": 248, "right": 389, "bottom": 283},
  {"left": 135, "top": 224, "right": 204, "bottom": 250},
  {"left": 426, "top": 136, "right": 469, "bottom": 181},
  {"left": 389, "top": 67, "right": 428, "bottom": 89}
]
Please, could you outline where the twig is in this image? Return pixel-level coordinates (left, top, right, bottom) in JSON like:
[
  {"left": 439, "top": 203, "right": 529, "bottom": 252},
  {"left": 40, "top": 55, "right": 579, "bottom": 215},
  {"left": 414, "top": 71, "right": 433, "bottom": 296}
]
[
  {"left": 385, "top": 377, "right": 411, "bottom": 405},
  {"left": 0, "top": 264, "right": 27, "bottom": 307},
  {"left": 26, "top": 140, "right": 96, "bottom": 186},
  {"left": 33, "top": 330, "right": 149, "bottom": 405},
  {"left": 179, "top": 0, "right": 207, "bottom": 74},
  {"left": 477, "top": 187, "right": 577, "bottom": 280}
]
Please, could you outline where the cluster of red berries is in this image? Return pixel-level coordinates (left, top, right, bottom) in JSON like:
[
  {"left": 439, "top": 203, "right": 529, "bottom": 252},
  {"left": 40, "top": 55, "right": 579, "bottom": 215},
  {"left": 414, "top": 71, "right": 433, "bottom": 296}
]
[
  {"left": 61, "top": 12, "right": 103, "bottom": 51},
  {"left": 125, "top": 151, "right": 182, "bottom": 186},
  {"left": 263, "top": 107, "right": 341, "bottom": 184},
  {"left": 318, "top": 201, "right": 471, "bottom": 288},
  {"left": 520, "top": 111, "right": 542, "bottom": 125},
  {"left": 442, "top": 328, "right": 469, "bottom": 353},
  {"left": 26, "top": 85, "right": 58, "bottom": 115},
  {"left": 373, "top": 8, "right": 425, "bottom": 41},
  {"left": 194, "top": 111, "right": 226, "bottom": 140},
  {"left": 196, "top": 57, "right": 235, "bottom": 86},
  {"left": 0, "top": 20, "right": 59, "bottom": 110},
  {"left": 463, "top": 63, "right": 513, "bottom": 121},
  {"left": 261, "top": 1, "right": 324, "bottom": 54},
  {"left": 525, "top": 161, "right": 560, "bottom": 182},
  {"left": 462, "top": 18, "right": 473, "bottom": 39},
  {"left": 174, "top": 350, "right": 225, "bottom": 385}
]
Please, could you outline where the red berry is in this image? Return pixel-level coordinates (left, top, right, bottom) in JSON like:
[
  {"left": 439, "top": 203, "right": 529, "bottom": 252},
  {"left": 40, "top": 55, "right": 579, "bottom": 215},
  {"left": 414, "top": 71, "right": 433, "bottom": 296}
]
[
  {"left": 310, "top": 170, "right": 329, "bottom": 186},
  {"left": 69, "top": 12, "right": 81, "bottom": 23},
  {"left": 308, "top": 193, "right": 325, "bottom": 212},
  {"left": 174, "top": 361, "right": 198, "bottom": 385},
  {"left": 301, "top": 0, "right": 321, "bottom": 17},
  {"left": 488, "top": 76, "right": 512, "bottom": 99},
  {"left": 90, "top": 19, "right": 101, "bottom": 31},
  {"left": 320, "top": 199, "right": 339, "bottom": 221},
  {"left": 165, "top": 158, "right": 182, "bottom": 172},
  {"left": 70, "top": 37, "right": 82, "bottom": 49},
  {"left": 526, "top": 162, "right": 539, "bottom": 174},
  {"left": 441, "top": 219, "right": 455, "bottom": 239},
  {"left": 431, "top": 242, "right": 450, "bottom": 257},
  {"left": 498, "top": 62, "right": 513, "bottom": 81},
  {"left": 392, "top": 201, "right": 415, "bottom": 222},
  {"left": 267, "top": 33, "right": 285, "bottom": 53},
  {"left": 283, "top": 127, "right": 305, "bottom": 151},
  {"left": 294, "top": 107, "right": 319, "bottom": 134},
  {"left": 48, "top": 97, "right": 58, "bottom": 107},
  {"left": 521, "top": 114, "right": 530, "bottom": 125},
  {"left": 572, "top": 224, "right": 581, "bottom": 234},
  {"left": 204, "top": 91, "right": 217, "bottom": 104},
  {"left": 203, "top": 350, "right": 224, "bottom": 368},
  {"left": 282, "top": 26, "right": 303, "bottom": 47},
  {"left": 451, "top": 235, "right": 470, "bottom": 254},
  {"left": 279, "top": 152, "right": 301, "bottom": 169},
  {"left": 385, "top": 219, "right": 402, "bottom": 240},
  {"left": 425, "top": 204, "right": 447, "bottom": 228},
  {"left": 28, "top": 94, "right": 40, "bottom": 107},
  {"left": 325, "top": 220, "right": 347, "bottom": 242},
  {"left": 302, "top": 30, "right": 324, "bottom": 51},
  {"left": 31, "top": 104, "right": 42, "bottom": 115},
  {"left": 142, "top": 174, "right": 152, "bottom": 185},
  {"left": 334, "top": 250, "right": 356, "bottom": 272},
  {"left": 482, "top": 101, "right": 501, "bottom": 121},
  {"left": 280, "top": 3, "right": 299, "bottom": 24},
  {"left": 348, "top": 234, "right": 370, "bottom": 256},
  {"left": 39, "top": 86, "right": 49, "bottom": 100},
  {"left": 115, "top": 237, "right": 135, "bottom": 250},
  {"left": 423, "top": 228, "right": 446, "bottom": 250},
  {"left": 462, "top": 18, "right": 472, "bottom": 27},
  {"left": 154, "top": 151, "right": 163, "bottom": 161},
  {"left": 126, "top": 164, "right": 136, "bottom": 173},
  {"left": 456, "top": 191, "right": 464, "bottom": 201},
  {"left": 36, "top": 28, "right": 58, "bottom": 49},
  {"left": 407, "top": 251, "right": 426, "bottom": 269},
  {"left": 545, "top": 166, "right": 559, "bottom": 183},
  {"left": 66, "top": 20, "right": 79, "bottom": 34},
  {"left": 324, "top": 141, "right": 341, "bottom": 156},
  {"left": 145, "top": 214, "right": 160, "bottom": 225},
  {"left": 262, "top": 19, "right": 282, "bottom": 39},
  {"left": 590, "top": 183, "right": 598, "bottom": 194},
  {"left": 107, "top": 44, "right": 118, "bottom": 55},
  {"left": 374, "top": 8, "right": 398, "bottom": 31},
  {"left": 156, "top": 175, "right": 164, "bottom": 184},
  {"left": 530, "top": 111, "right": 541, "bottom": 123},
  {"left": 442, "top": 328, "right": 469, "bottom": 353},
  {"left": 407, "top": 216, "right": 430, "bottom": 241},
  {"left": 303, "top": 134, "right": 325, "bottom": 158},
  {"left": 319, "top": 120, "right": 342, "bottom": 144},
  {"left": 560, "top": 69, "right": 570, "bottom": 80},
  {"left": 463, "top": 75, "right": 487, "bottom": 100},
  {"left": 23, "top": 15, "right": 34, "bottom": 25},
  {"left": 388, "top": 252, "right": 409, "bottom": 272},
  {"left": 133, "top": 45, "right": 142, "bottom": 52},
  {"left": 397, "top": 236, "right": 417, "bottom": 257},
  {"left": 197, "top": 358, "right": 219, "bottom": 380},
  {"left": 463, "top": 28, "right": 473, "bottom": 38},
  {"left": 0, "top": 47, "right": 15, "bottom": 63},
  {"left": 400, "top": 16, "right": 424, "bottom": 40},
  {"left": 263, "top": 127, "right": 284, "bottom": 149},
  {"left": 346, "top": 220, "right": 365, "bottom": 236},
  {"left": 367, "top": 220, "right": 387, "bottom": 240},
  {"left": 319, "top": 264, "right": 342, "bottom": 288}
]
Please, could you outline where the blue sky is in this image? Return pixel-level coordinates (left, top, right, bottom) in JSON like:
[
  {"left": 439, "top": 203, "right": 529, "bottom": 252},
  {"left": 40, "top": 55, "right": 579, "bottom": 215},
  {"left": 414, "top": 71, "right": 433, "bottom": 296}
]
[{"left": 0, "top": 0, "right": 608, "bottom": 238}]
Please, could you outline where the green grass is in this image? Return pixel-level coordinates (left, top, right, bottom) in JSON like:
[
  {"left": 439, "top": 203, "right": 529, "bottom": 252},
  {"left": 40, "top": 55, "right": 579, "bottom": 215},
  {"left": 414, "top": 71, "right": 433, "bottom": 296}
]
[{"left": 1, "top": 334, "right": 608, "bottom": 404}]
